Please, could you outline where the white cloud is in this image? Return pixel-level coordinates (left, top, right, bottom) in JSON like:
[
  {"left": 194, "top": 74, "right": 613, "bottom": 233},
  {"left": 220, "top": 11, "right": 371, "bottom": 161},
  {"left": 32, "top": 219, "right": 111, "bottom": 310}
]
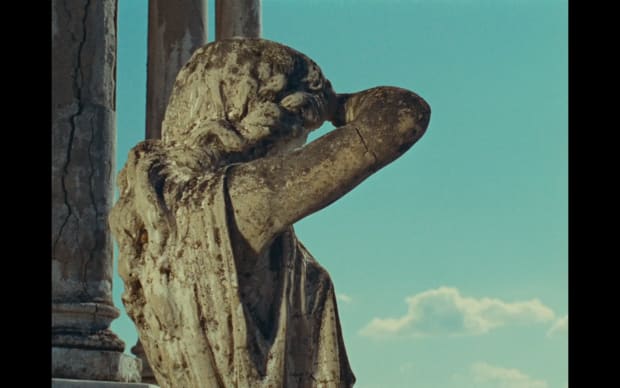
[
  {"left": 470, "top": 362, "right": 548, "bottom": 388},
  {"left": 359, "top": 287, "right": 555, "bottom": 338},
  {"left": 547, "top": 314, "right": 568, "bottom": 337},
  {"left": 337, "top": 293, "right": 353, "bottom": 304}
]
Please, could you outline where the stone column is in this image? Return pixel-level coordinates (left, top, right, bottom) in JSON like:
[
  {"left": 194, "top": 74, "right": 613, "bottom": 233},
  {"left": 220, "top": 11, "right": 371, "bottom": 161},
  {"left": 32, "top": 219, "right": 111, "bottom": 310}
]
[
  {"left": 136, "top": 1, "right": 208, "bottom": 383},
  {"left": 145, "top": 0, "right": 208, "bottom": 140},
  {"left": 52, "top": 0, "right": 140, "bottom": 382},
  {"left": 216, "top": 0, "right": 261, "bottom": 39}
]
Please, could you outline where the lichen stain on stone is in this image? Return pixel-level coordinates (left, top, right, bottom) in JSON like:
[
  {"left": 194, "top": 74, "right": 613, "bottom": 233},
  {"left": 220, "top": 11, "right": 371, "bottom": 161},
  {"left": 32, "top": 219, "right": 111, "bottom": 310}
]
[{"left": 110, "top": 38, "right": 430, "bottom": 388}]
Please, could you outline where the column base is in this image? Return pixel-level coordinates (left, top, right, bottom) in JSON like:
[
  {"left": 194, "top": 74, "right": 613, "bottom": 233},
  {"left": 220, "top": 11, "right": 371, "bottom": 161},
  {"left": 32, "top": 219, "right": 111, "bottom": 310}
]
[
  {"left": 52, "top": 378, "right": 158, "bottom": 388},
  {"left": 131, "top": 340, "right": 156, "bottom": 384},
  {"left": 52, "top": 347, "right": 142, "bottom": 383}
]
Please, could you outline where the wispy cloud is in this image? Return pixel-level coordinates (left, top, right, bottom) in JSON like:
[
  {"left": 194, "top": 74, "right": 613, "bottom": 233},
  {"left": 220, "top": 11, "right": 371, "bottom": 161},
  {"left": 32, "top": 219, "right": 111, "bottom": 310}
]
[
  {"left": 337, "top": 293, "right": 353, "bottom": 304},
  {"left": 470, "top": 362, "right": 548, "bottom": 388},
  {"left": 359, "top": 287, "right": 555, "bottom": 338},
  {"left": 547, "top": 314, "right": 568, "bottom": 337}
]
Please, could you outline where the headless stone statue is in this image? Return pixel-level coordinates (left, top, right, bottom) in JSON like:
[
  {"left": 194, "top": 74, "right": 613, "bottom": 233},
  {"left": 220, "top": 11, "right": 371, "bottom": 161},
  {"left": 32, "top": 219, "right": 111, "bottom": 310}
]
[{"left": 109, "top": 38, "right": 430, "bottom": 388}]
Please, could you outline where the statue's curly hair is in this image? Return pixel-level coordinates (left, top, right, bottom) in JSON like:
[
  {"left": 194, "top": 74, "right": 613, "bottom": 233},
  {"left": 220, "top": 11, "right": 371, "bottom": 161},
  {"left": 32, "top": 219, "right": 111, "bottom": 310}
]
[
  {"left": 111, "top": 39, "right": 338, "bottom": 285},
  {"left": 160, "top": 38, "right": 336, "bottom": 169}
]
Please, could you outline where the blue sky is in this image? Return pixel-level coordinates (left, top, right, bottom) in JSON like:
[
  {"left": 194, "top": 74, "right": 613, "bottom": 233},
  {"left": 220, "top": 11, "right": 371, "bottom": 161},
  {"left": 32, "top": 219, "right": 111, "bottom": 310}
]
[{"left": 112, "top": 1, "right": 567, "bottom": 387}]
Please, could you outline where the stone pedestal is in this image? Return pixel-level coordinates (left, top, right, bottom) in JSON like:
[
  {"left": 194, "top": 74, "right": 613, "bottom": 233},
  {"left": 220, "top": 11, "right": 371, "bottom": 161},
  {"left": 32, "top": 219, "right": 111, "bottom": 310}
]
[
  {"left": 130, "top": 341, "right": 156, "bottom": 384},
  {"left": 52, "top": 348, "right": 142, "bottom": 382},
  {"left": 52, "top": 378, "right": 158, "bottom": 388}
]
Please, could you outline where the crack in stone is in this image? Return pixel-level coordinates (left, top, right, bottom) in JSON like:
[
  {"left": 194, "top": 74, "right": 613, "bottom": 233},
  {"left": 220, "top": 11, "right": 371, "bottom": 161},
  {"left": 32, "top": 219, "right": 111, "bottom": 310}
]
[
  {"left": 353, "top": 125, "right": 377, "bottom": 163},
  {"left": 219, "top": 80, "right": 231, "bottom": 123},
  {"left": 53, "top": 136, "right": 75, "bottom": 261},
  {"left": 54, "top": 0, "right": 91, "bottom": 260},
  {"left": 83, "top": 113, "right": 98, "bottom": 296},
  {"left": 55, "top": 0, "right": 95, "bottom": 303},
  {"left": 61, "top": 0, "right": 76, "bottom": 43},
  {"left": 88, "top": 115, "right": 100, "bottom": 217},
  {"left": 112, "top": 2, "right": 118, "bottom": 111}
]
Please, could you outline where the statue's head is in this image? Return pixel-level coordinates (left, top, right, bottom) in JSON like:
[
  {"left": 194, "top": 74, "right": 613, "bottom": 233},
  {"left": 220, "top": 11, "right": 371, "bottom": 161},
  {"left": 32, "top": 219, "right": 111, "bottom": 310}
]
[{"left": 161, "top": 38, "right": 337, "bottom": 164}]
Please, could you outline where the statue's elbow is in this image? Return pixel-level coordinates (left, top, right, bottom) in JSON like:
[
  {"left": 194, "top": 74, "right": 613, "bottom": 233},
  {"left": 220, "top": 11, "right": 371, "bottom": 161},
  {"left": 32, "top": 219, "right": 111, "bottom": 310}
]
[
  {"left": 395, "top": 92, "right": 431, "bottom": 153},
  {"left": 348, "top": 87, "right": 431, "bottom": 164}
]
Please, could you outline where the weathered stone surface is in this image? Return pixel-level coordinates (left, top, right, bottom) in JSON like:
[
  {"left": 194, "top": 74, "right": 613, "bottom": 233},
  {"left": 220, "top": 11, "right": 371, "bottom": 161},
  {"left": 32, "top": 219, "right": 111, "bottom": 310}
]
[
  {"left": 52, "top": 348, "right": 142, "bottom": 383},
  {"left": 131, "top": 341, "right": 157, "bottom": 385},
  {"left": 216, "top": 0, "right": 261, "bottom": 40},
  {"left": 146, "top": 0, "right": 208, "bottom": 140},
  {"left": 139, "top": 1, "right": 209, "bottom": 380},
  {"left": 52, "top": 0, "right": 117, "bottom": 309},
  {"left": 110, "top": 38, "right": 430, "bottom": 388},
  {"left": 52, "top": 378, "right": 157, "bottom": 388},
  {"left": 52, "top": 0, "right": 139, "bottom": 380}
]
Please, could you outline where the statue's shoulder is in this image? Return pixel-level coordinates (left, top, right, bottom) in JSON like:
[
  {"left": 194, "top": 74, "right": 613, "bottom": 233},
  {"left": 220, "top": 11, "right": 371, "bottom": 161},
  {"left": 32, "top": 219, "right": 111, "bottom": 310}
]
[
  {"left": 120, "top": 139, "right": 224, "bottom": 208},
  {"left": 124, "top": 139, "right": 218, "bottom": 180},
  {"left": 124, "top": 140, "right": 167, "bottom": 169}
]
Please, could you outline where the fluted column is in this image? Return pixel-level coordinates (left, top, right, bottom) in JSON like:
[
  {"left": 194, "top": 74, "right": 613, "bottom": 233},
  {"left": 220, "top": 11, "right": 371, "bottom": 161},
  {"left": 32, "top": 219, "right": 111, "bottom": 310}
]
[{"left": 51, "top": 0, "right": 140, "bottom": 382}]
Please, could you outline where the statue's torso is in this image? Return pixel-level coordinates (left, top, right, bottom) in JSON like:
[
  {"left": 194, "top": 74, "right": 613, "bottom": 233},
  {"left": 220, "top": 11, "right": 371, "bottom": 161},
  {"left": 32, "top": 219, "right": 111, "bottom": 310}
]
[{"left": 116, "top": 155, "right": 355, "bottom": 387}]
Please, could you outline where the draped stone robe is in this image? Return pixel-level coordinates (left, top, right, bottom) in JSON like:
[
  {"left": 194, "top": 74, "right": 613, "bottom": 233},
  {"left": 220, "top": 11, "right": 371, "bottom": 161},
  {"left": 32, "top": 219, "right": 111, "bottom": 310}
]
[{"left": 111, "top": 142, "right": 356, "bottom": 388}]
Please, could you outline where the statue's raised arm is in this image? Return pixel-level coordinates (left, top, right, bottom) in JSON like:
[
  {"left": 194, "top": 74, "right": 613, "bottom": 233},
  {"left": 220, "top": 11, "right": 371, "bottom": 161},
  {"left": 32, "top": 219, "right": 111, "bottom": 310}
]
[
  {"left": 229, "top": 85, "right": 430, "bottom": 254},
  {"left": 110, "top": 38, "right": 430, "bottom": 388}
]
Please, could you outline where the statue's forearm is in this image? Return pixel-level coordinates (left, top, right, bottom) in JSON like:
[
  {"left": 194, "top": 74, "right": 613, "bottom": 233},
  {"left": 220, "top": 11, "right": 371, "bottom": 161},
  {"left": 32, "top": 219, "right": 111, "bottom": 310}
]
[
  {"left": 330, "top": 87, "right": 431, "bottom": 172},
  {"left": 228, "top": 86, "right": 430, "bottom": 254}
]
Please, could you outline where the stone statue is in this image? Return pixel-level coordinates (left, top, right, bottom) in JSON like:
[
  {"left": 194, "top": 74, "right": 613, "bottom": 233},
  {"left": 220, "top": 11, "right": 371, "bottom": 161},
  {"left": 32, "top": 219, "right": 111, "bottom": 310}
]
[{"left": 109, "top": 38, "right": 430, "bottom": 388}]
